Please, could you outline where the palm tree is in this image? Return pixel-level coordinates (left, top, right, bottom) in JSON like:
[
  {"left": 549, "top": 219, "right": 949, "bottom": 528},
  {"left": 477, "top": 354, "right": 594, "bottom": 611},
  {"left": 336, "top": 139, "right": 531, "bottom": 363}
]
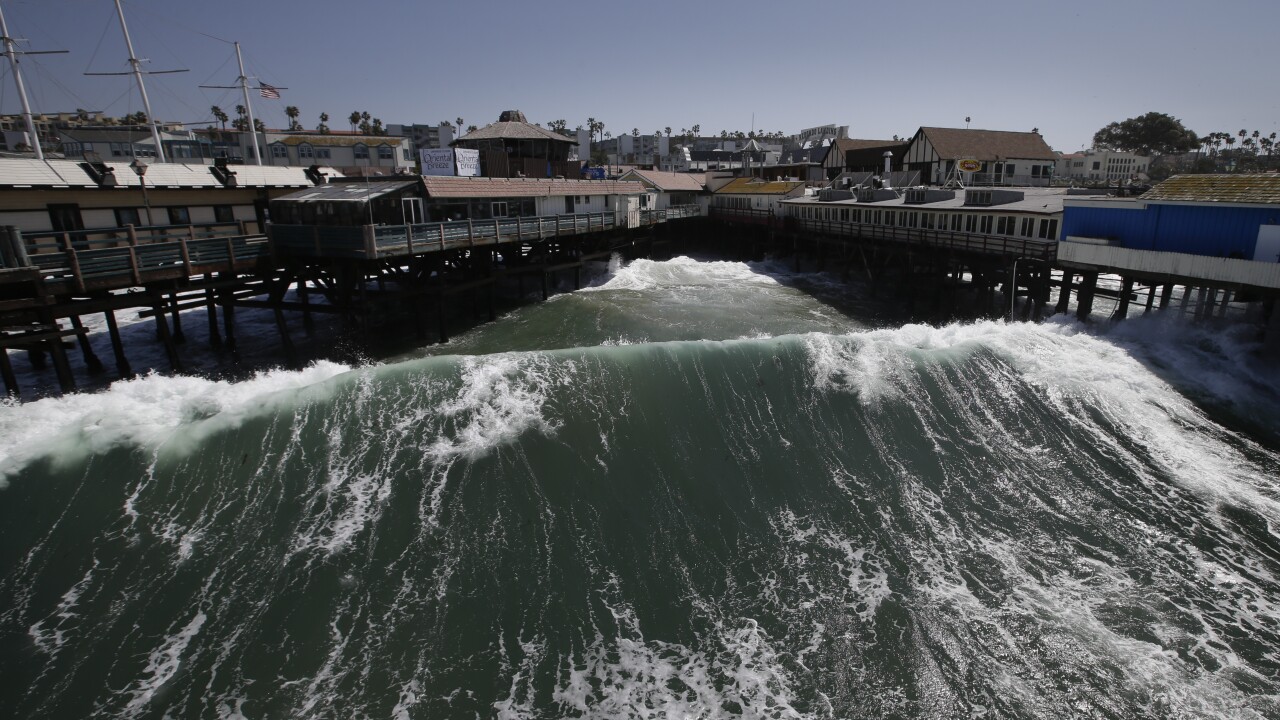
[
  {"left": 631, "top": 128, "right": 639, "bottom": 136},
  {"left": 285, "top": 105, "right": 301, "bottom": 131},
  {"left": 691, "top": 124, "right": 700, "bottom": 138},
  {"left": 456, "top": 117, "right": 464, "bottom": 132},
  {"left": 211, "top": 106, "right": 228, "bottom": 131},
  {"left": 371, "top": 118, "right": 384, "bottom": 135},
  {"left": 317, "top": 112, "right": 330, "bottom": 134},
  {"left": 466, "top": 125, "right": 477, "bottom": 133},
  {"left": 233, "top": 105, "right": 247, "bottom": 131},
  {"left": 359, "top": 111, "right": 372, "bottom": 135},
  {"left": 664, "top": 126, "right": 672, "bottom": 137},
  {"left": 348, "top": 111, "right": 360, "bottom": 133}
]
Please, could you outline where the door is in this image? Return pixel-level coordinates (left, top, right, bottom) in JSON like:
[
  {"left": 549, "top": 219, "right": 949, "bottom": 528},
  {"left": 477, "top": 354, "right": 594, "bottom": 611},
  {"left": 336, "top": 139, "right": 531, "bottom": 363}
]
[
  {"left": 47, "top": 203, "right": 84, "bottom": 232},
  {"left": 402, "top": 197, "right": 424, "bottom": 225}
]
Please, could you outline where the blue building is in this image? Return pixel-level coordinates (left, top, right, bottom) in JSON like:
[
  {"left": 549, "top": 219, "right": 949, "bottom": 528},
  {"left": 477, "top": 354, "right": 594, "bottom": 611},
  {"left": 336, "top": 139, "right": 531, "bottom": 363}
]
[{"left": 1062, "top": 174, "right": 1280, "bottom": 262}]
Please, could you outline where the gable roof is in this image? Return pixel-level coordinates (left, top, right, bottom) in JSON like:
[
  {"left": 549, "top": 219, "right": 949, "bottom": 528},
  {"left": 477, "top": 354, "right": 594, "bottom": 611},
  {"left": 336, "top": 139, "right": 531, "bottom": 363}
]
[
  {"left": 619, "top": 169, "right": 705, "bottom": 192},
  {"left": 917, "top": 127, "right": 1056, "bottom": 161},
  {"left": 714, "top": 177, "right": 806, "bottom": 195},
  {"left": 454, "top": 121, "right": 577, "bottom": 145},
  {"left": 1142, "top": 174, "right": 1280, "bottom": 204},
  {"left": 421, "top": 176, "right": 643, "bottom": 198},
  {"left": 833, "top": 138, "right": 900, "bottom": 153}
]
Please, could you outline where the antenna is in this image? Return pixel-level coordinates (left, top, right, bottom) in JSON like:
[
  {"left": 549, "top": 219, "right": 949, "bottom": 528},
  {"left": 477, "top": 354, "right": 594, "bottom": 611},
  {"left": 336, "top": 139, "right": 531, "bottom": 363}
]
[
  {"left": 85, "top": 0, "right": 188, "bottom": 163},
  {"left": 0, "top": 3, "right": 69, "bottom": 160}
]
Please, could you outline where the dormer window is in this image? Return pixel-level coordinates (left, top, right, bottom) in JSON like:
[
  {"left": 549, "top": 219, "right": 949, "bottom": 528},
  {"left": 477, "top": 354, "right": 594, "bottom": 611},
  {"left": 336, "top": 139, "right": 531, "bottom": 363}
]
[
  {"left": 297, "top": 143, "right": 314, "bottom": 159},
  {"left": 270, "top": 142, "right": 288, "bottom": 159},
  {"left": 353, "top": 143, "right": 369, "bottom": 159},
  {"left": 377, "top": 144, "right": 393, "bottom": 160}
]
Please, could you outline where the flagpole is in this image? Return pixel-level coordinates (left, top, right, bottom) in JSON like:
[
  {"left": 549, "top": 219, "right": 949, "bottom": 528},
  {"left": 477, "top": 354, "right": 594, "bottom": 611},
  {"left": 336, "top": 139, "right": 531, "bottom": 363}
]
[{"left": 235, "top": 41, "right": 261, "bottom": 166}]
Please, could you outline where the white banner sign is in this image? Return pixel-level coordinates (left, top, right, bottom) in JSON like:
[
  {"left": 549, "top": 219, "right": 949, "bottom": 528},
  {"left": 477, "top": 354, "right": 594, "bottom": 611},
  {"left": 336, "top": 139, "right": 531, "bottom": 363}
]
[
  {"left": 454, "top": 148, "right": 480, "bottom": 177},
  {"left": 420, "top": 149, "right": 455, "bottom": 176}
]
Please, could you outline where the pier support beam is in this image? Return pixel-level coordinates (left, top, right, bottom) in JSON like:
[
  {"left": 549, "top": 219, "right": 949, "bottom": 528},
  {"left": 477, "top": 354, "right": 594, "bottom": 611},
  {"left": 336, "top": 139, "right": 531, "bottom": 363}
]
[
  {"left": 1055, "top": 271, "right": 1073, "bottom": 315},
  {"left": 205, "top": 287, "right": 222, "bottom": 348},
  {"left": 69, "top": 314, "right": 104, "bottom": 374},
  {"left": 169, "top": 291, "right": 186, "bottom": 344},
  {"left": 1076, "top": 272, "right": 1098, "bottom": 321},
  {"left": 1159, "top": 283, "right": 1174, "bottom": 310},
  {"left": 103, "top": 308, "right": 133, "bottom": 379},
  {"left": 1113, "top": 276, "right": 1134, "bottom": 321},
  {"left": 149, "top": 289, "right": 183, "bottom": 372},
  {"left": 0, "top": 348, "right": 18, "bottom": 397}
]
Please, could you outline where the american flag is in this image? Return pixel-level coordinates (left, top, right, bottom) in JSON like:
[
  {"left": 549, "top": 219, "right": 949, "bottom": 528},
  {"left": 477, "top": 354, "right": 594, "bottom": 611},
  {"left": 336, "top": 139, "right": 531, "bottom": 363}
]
[{"left": 259, "top": 84, "right": 281, "bottom": 100}]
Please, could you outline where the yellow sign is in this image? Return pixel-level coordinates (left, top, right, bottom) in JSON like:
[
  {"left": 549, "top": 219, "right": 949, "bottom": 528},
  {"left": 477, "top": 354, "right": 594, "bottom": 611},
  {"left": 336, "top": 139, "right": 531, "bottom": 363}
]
[{"left": 957, "top": 158, "right": 982, "bottom": 173}]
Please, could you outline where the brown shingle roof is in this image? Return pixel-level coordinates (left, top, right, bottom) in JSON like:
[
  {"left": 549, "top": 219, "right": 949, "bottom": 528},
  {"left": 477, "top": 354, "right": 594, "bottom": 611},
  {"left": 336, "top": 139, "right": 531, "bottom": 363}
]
[
  {"left": 918, "top": 127, "right": 1056, "bottom": 161},
  {"left": 422, "top": 176, "right": 643, "bottom": 198},
  {"left": 454, "top": 121, "right": 577, "bottom": 145},
  {"left": 1142, "top": 174, "right": 1280, "bottom": 204},
  {"left": 833, "top": 139, "right": 899, "bottom": 153},
  {"left": 619, "top": 169, "right": 705, "bottom": 192},
  {"left": 714, "top": 178, "right": 806, "bottom": 195}
]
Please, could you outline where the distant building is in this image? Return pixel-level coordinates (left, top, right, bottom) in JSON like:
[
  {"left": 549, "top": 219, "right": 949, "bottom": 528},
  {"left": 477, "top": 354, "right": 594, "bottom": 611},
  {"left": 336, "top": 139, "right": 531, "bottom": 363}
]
[
  {"left": 1, "top": 110, "right": 185, "bottom": 154},
  {"left": 823, "top": 139, "right": 909, "bottom": 178},
  {"left": 1055, "top": 149, "right": 1150, "bottom": 182},
  {"left": 58, "top": 127, "right": 206, "bottom": 163},
  {"left": 595, "top": 134, "right": 669, "bottom": 166},
  {"left": 387, "top": 123, "right": 455, "bottom": 152},
  {"left": 902, "top": 127, "right": 1058, "bottom": 186},
  {"left": 193, "top": 129, "right": 414, "bottom": 175}
]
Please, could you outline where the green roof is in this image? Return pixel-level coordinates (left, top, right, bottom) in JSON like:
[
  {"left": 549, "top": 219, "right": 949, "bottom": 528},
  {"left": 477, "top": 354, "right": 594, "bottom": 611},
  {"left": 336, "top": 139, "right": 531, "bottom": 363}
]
[{"left": 1143, "top": 174, "right": 1280, "bottom": 204}]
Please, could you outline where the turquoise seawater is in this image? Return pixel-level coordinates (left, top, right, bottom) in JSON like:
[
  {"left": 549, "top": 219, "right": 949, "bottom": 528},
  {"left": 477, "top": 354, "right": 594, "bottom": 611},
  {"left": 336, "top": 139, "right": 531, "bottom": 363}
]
[{"left": 2, "top": 257, "right": 1279, "bottom": 718}]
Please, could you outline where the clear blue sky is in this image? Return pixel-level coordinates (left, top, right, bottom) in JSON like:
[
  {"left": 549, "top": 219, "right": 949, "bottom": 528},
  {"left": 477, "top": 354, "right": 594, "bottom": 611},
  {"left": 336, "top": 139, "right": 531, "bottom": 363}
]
[{"left": 2, "top": 0, "right": 1276, "bottom": 152}]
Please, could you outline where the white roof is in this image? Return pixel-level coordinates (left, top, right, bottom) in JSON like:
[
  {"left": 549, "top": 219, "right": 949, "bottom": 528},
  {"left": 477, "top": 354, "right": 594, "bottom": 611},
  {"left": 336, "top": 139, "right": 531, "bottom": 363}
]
[
  {"left": 0, "top": 158, "right": 97, "bottom": 188},
  {"left": 103, "top": 162, "right": 222, "bottom": 188},
  {"left": 229, "top": 165, "right": 316, "bottom": 187}
]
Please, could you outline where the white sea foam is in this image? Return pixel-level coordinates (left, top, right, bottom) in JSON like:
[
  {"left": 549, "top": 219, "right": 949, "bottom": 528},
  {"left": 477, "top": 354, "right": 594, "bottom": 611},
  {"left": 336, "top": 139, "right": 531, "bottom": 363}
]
[
  {"left": 427, "top": 353, "right": 566, "bottom": 462},
  {"left": 583, "top": 255, "right": 783, "bottom": 293},
  {"left": 121, "top": 611, "right": 206, "bottom": 715},
  {"left": 0, "top": 361, "right": 352, "bottom": 484},
  {"left": 803, "top": 319, "right": 1280, "bottom": 514}
]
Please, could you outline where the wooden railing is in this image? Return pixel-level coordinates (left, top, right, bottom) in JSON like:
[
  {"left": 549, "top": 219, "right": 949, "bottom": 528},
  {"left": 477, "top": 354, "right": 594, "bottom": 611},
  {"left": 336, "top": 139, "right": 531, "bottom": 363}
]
[
  {"left": 708, "top": 207, "right": 1057, "bottom": 261},
  {"left": 2, "top": 223, "right": 269, "bottom": 293}
]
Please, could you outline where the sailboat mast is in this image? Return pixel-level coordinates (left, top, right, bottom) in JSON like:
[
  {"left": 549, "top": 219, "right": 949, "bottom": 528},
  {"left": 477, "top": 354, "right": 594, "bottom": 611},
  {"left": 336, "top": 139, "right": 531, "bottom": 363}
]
[
  {"left": 0, "top": 3, "right": 43, "bottom": 160},
  {"left": 235, "top": 42, "right": 261, "bottom": 166},
  {"left": 113, "top": 0, "right": 166, "bottom": 162}
]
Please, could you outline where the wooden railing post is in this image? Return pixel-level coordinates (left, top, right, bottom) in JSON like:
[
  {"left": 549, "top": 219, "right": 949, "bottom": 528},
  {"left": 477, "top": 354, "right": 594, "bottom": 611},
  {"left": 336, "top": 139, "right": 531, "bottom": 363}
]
[
  {"left": 406, "top": 223, "right": 415, "bottom": 255},
  {"left": 179, "top": 237, "right": 193, "bottom": 276}
]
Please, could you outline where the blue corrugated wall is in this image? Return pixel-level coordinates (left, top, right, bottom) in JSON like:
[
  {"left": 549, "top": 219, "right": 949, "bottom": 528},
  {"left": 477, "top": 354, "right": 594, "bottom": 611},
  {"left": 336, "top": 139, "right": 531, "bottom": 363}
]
[{"left": 1063, "top": 203, "right": 1280, "bottom": 258}]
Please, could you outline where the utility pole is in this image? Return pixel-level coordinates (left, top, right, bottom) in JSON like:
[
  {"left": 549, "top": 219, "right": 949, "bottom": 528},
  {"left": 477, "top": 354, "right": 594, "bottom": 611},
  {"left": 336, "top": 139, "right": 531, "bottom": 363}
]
[{"left": 0, "top": 2, "right": 67, "bottom": 160}]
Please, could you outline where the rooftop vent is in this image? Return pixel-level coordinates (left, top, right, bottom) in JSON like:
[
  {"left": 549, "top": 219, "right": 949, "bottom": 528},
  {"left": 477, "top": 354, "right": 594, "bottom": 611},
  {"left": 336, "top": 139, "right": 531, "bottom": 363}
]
[
  {"left": 904, "top": 188, "right": 956, "bottom": 204},
  {"left": 964, "top": 189, "right": 1024, "bottom": 207}
]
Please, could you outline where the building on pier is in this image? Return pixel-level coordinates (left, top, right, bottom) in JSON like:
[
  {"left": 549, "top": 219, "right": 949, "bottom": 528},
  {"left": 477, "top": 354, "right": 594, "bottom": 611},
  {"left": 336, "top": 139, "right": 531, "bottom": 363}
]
[
  {"left": 452, "top": 111, "right": 581, "bottom": 179},
  {"left": 0, "top": 157, "right": 330, "bottom": 235},
  {"left": 618, "top": 169, "right": 707, "bottom": 212},
  {"left": 780, "top": 185, "right": 1065, "bottom": 241},
  {"left": 1058, "top": 174, "right": 1280, "bottom": 289},
  {"left": 712, "top": 178, "right": 807, "bottom": 219},
  {"left": 902, "top": 127, "right": 1058, "bottom": 187}
]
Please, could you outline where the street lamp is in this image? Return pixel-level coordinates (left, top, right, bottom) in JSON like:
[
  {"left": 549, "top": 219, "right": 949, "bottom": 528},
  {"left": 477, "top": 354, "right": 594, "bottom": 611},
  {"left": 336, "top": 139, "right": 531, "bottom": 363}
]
[{"left": 131, "top": 158, "right": 153, "bottom": 226}]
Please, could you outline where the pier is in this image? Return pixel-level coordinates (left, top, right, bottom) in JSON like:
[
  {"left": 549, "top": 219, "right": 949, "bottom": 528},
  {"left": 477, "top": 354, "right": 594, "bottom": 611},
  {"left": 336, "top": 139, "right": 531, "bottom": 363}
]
[{"left": 0, "top": 206, "right": 701, "bottom": 397}]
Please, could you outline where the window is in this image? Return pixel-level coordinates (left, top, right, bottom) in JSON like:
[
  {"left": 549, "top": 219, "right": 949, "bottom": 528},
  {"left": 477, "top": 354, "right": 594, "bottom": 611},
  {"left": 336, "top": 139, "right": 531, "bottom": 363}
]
[
  {"left": 63, "top": 142, "right": 82, "bottom": 157},
  {"left": 315, "top": 147, "right": 331, "bottom": 159},
  {"left": 109, "top": 142, "right": 128, "bottom": 157},
  {"left": 997, "top": 216, "right": 1013, "bottom": 235},
  {"left": 1092, "top": 161, "right": 1101, "bottom": 170},
  {"left": 965, "top": 214, "right": 977, "bottom": 233},
  {"left": 214, "top": 205, "right": 235, "bottom": 223},
  {"left": 297, "top": 143, "right": 314, "bottom": 159},
  {"left": 980, "top": 215, "right": 993, "bottom": 234},
  {"left": 1020, "top": 217, "right": 1034, "bottom": 237},
  {"left": 378, "top": 145, "right": 393, "bottom": 160},
  {"left": 353, "top": 143, "right": 369, "bottom": 159},
  {"left": 167, "top": 206, "right": 191, "bottom": 225},
  {"left": 271, "top": 143, "right": 288, "bottom": 159},
  {"left": 403, "top": 148, "right": 412, "bottom": 161},
  {"left": 1038, "top": 218, "right": 1059, "bottom": 239},
  {"left": 565, "top": 195, "right": 575, "bottom": 213},
  {"left": 491, "top": 201, "right": 508, "bottom": 217},
  {"left": 114, "top": 207, "right": 141, "bottom": 227},
  {"left": 48, "top": 203, "right": 83, "bottom": 232}
]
